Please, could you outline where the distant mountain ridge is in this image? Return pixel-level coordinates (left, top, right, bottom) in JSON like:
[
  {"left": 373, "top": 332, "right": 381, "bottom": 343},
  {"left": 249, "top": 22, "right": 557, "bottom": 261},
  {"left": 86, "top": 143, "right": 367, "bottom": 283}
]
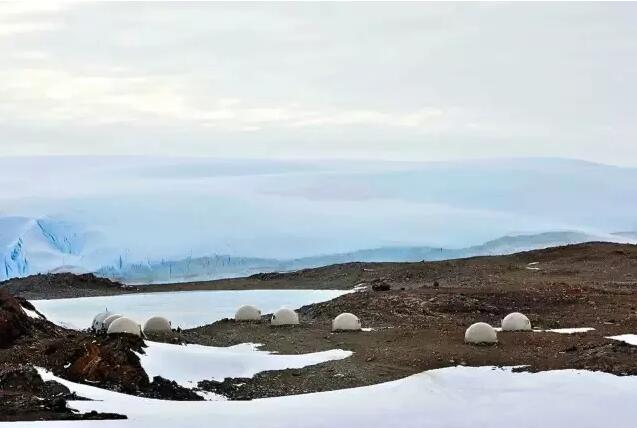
[{"left": 98, "top": 230, "right": 636, "bottom": 284}]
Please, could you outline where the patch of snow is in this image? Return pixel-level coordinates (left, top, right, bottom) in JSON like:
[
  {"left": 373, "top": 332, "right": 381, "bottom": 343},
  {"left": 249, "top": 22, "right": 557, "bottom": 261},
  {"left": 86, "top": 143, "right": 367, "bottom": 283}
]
[
  {"left": 56, "top": 320, "right": 80, "bottom": 330},
  {"left": 496, "top": 327, "right": 594, "bottom": 334},
  {"left": 525, "top": 262, "right": 540, "bottom": 270},
  {"left": 195, "top": 390, "right": 226, "bottom": 401},
  {"left": 136, "top": 341, "right": 352, "bottom": 389},
  {"left": 21, "top": 307, "right": 42, "bottom": 319},
  {"left": 26, "top": 365, "right": 637, "bottom": 428},
  {"left": 31, "top": 289, "right": 348, "bottom": 330},
  {"left": 607, "top": 334, "right": 637, "bottom": 345},
  {"left": 543, "top": 327, "right": 595, "bottom": 334}
]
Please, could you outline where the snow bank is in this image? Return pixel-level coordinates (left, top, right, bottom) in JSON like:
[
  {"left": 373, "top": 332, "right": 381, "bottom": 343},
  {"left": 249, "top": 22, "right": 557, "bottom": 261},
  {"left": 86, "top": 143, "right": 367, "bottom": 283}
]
[
  {"left": 544, "top": 327, "right": 595, "bottom": 334},
  {"left": 136, "top": 341, "right": 352, "bottom": 389},
  {"left": 22, "top": 307, "right": 42, "bottom": 319},
  {"left": 607, "top": 334, "right": 637, "bottom": 345},
  {"left": 23, "top": 365, "right": 637, "bottom": 428}
]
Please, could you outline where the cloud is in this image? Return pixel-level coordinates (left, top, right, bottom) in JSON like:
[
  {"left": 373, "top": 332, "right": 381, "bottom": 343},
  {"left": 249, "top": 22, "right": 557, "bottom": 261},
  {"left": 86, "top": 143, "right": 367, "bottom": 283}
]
[{"left": 0, "top": 2, "right": 636, "bottom": 164}]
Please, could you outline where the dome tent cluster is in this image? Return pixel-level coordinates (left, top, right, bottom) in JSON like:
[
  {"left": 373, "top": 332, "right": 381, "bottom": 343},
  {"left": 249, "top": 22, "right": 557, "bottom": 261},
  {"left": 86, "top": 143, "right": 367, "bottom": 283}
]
[
  {"left": 91, "top": 310, "right": 173, "bottom": 337},
  {"left": 92, "top": 311, "right": 124, "bottom": 333},
  {"left": 233, "top": 305, "right": 363, "bottom": 331},
  {"left": 464, "top": 311, "right": 533, "bottom": 345},
  {"left": 92, "top": 304, "right": 365, "bottom": 338},
  {"left": 92, "top": 311, "right": 114, "bottom": 332},
  {"left": 92, "top": 305, "right": 532, "bottom": 346}
]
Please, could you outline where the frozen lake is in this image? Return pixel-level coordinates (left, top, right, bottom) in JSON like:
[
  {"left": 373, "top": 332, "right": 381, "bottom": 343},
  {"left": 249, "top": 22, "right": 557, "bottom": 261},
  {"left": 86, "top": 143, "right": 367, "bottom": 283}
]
[{"left": 31, "top": 289, "right": 348, "bottom": 330}]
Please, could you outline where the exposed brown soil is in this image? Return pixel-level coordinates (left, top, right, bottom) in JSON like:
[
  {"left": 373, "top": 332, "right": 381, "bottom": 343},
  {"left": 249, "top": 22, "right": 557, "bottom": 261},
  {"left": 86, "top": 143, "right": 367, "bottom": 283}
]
[
  {"left": 181, "top": 242, "right": 637, "bottom": 399},
  {"left": 0, "top": 273, "right": 139, "bottom": 300}
]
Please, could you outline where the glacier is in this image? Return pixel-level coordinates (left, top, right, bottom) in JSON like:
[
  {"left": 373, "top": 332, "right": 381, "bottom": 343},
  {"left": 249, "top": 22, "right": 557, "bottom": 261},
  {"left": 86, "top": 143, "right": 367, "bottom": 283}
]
[
  {"left": 1, "top": 156, "right": 636, "bottom": 283},
  {"left": 0, "top": 216, "right": 110, "bottom": 281}
]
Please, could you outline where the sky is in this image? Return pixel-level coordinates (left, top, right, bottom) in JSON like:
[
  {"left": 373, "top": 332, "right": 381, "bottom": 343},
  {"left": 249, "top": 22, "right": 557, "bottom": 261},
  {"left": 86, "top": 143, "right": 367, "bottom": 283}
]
[{"left": 1, "top": 2, "right": 636, "bottom": 165}]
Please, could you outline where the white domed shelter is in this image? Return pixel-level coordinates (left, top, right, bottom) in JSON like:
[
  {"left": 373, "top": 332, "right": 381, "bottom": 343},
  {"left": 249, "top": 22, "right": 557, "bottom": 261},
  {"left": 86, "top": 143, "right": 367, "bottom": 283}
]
[
  {"left": 92, "top": 310, "right": 113, "bottom": 332},
  {"left": 465, "top": 322, "right": 498, "bottom": 345},
  {"left": 271, "top": 308, "right": 299, "bottom": 326},
  {"left": 235, "top": 305, "right": 261, "bottom": 321},
  {"left": 107, "top": 317, "right": 142, "bottom": 336},
  {"left": 332, "top": 313, "right": 362, "bottom": 331},
  {"left": 143, "top": 316, "right": 172, "bottom": 334},
  {"left": 501, "top": 312, "right": 532, "bottom": 331},
  {"left": 102, "top": 314, "right": 123, "bottom": 331}
]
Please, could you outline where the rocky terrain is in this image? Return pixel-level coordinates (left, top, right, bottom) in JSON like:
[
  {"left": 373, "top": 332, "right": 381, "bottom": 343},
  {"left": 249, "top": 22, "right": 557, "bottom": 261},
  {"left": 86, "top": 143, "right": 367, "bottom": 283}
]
[
  {"left": 1, "top": 242, "right": 637, "bottom": 417},
  {"left": 0, "top": 288, "right": 200, "bottom": 421},
  {"left": 0, "top": 273, "right": 139, "bottom": 300},
  {"left": 180, "top": 242, "right": 637, "bottom": 398}
]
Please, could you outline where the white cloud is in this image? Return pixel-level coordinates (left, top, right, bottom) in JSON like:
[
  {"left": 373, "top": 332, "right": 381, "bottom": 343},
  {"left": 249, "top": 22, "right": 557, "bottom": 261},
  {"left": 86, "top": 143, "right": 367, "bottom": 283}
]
[
  {"left": 0, "top": 2, "right": 636, "bottom": 164},
  {"left": 0, "top": 67, "right": 453, "bottom": 132}
]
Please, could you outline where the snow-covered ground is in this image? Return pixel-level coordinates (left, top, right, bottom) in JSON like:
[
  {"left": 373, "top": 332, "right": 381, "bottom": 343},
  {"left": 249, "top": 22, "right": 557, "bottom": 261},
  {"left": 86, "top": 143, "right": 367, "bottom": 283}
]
[
  {"left": 608, "top": 334, "right": 637, "bottom": 345},
  {"left": 138, "top": 341, "right": 351, "bottom": 391},
  {"left": 31, "top": 289, "right": 348, "bottom": 330},
  {"left": 14, "top": 365, "right": 637, "bottom": 428}
]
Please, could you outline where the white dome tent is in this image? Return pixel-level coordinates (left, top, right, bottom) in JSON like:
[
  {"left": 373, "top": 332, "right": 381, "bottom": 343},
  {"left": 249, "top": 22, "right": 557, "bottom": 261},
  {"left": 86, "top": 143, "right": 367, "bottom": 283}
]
[
  {"left": 143, "top": 316, "right": 172, "bottom": 334},
  {"left": 465, "top": 322, "right": 498, "bottom": 344},
  {"left": 235, "top": 305, "right": 261, "bottom": 321},
  {"left": 107, "top": 317, "right": 142, "bottom": 336},
  {"left": 102, "top": 314, "right": 123, "bottom": 331},
  {"left": 92, "top": 310, "right": 113, "bottom": 332},
  {"left": 501, "top": 312, "right": 532, "bottom": 331},
  {"left": 332, "top": 313, "right": 362, "bottom": 331},
  {"left": 271, "top": 308, "right": 299, "bottom": 326}
]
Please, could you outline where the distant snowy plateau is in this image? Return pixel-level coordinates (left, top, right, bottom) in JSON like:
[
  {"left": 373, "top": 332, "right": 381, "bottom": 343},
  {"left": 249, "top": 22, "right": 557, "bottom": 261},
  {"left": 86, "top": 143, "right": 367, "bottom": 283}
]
[{"left": 1, "top": 157, "right": 636, "bottom": 283}]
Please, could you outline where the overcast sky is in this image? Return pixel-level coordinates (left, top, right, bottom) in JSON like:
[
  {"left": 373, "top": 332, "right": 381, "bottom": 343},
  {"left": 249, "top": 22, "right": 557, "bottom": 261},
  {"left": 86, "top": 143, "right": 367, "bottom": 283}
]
[{"left": 1, "top": 2, "right": 636, "bottom": 165}]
